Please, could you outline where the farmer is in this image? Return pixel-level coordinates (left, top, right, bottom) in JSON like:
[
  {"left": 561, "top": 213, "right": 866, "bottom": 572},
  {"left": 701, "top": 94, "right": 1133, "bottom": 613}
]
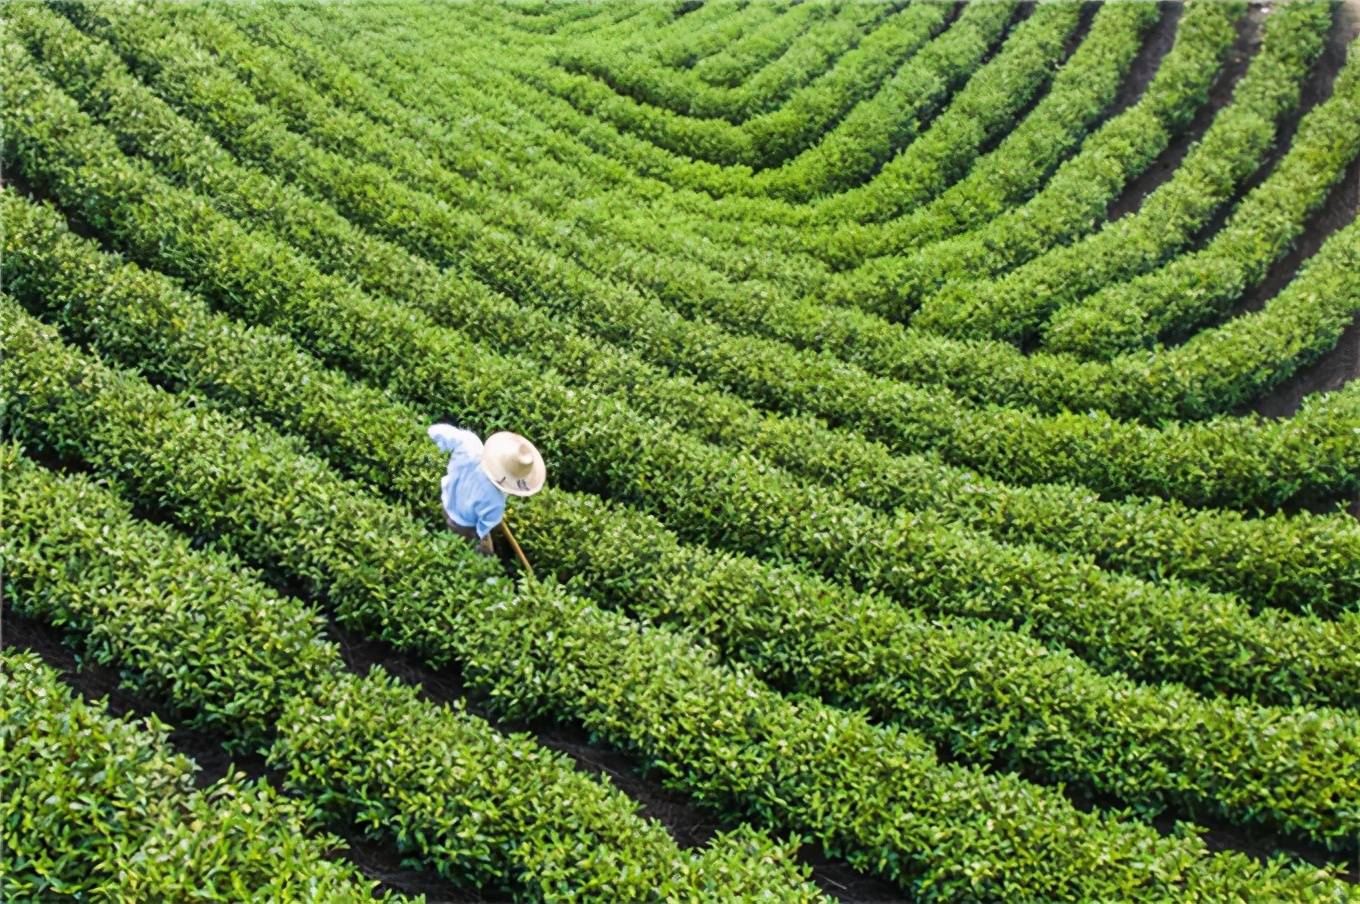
[{"left": 428, "top": 423, "right": 546, "bottom": 556}]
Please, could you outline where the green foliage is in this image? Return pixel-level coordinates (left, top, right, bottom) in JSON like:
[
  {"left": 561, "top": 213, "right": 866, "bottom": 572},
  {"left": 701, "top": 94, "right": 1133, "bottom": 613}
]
[
  {"left": 912, "top": 0, "right": 1332, "bottom": 344},
  {"left": 1042, "top": 38, "right": 1360, "bottom": 358},
  {"left": 7, "top": 73, "right": 1358, "bottom": 707},
  {"left": 244, "top": 0, "right": 1349, "bottom": 424},
  {"left": 693, "top": 2, "right": 860, "bottom": 91},
  {"left": 556, "top": 3, "right": 880, "bottom": 123},
  {"left": 276, "top": 669, "right": 820, "bottom": 902},
  {"left": 5, "top": 8, "right": 1355, "bottom": 613},
  {"left": 7, "top": 0, "right": 1360, "bottom": 897},
  {"left": 852, "top": 215, "right": 1360, "bottom": 420},
  {"left": 35, "top": 5, "right": 1357, "bottom": 511},
  {"left": 6, "top": 303, "right": 1352, "bottom": 899},
  {"left": 2, "top": 188, "right": 1360, "bottom": 848},
  {"left": 749, "top": 0, "right": 1026, "bottom": 202},
  {"left": 303, "top": 0, "right": 1354, "bottom": 423},
  {"left": 2, "top": 448, "right": 812, "bottom": 901},
  {"left": 815, "top": 0, "right": 1163, "bottom": 260},
  {"left": 0, "top": 650, "right": 383, "bottom": 902},
  {"left": 805, "top": 0, "right": 1084, "bottom": 219},
  {"left": 6, "top": 51, "right": 1357, "bottom": 702},
  {"left": 2, "top": 446, "right": 342, "bottom": 749},
  {"left": 464, "top": 582, "right": 1356, "bottom": 900},
  {"left": 536, "top": 2, "right": 955, "bottom": 169},
  {"left": 822, "top": 0, "right": 1246, "bottom": 316},
  {"left": 607, "top": 2, "right": 779, "bottom": 71}
]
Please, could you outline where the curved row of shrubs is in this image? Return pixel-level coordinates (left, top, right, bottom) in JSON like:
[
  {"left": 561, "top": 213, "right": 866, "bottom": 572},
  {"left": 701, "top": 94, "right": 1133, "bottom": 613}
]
[
  {"left": 3, "top": 26, "right": 1355, "bottom": 618},
  {"left": 814, "top": 0, "right": 1171, "bottom": 261},
  {"left": 336, "top": 0, "right": 1213, "bottom": 241},
  {"left": 23, "top": 0, "right": 1357, "bottom": 610},
  {"left": 817, "top": 0, "right": 1243, "bottom": 314},
  {"left": 60, "top": 6, "right": 1360, "bottom": 511},
  {"left": 227, "top": 2, "right": 833, "bottom": 296},
  {"left": 555, "top": 2, "right": 881, "bottom": 123},
  {"left": 346, "top": 0, "right": 1354, "bottom": 424},
  {"left": 692, "top": 1, "right": 855, "bottom": 90},
  {"left": 1042, "top": 37, "right": 1360, "bottom": 358},
  {"left": 1, "top": 650, "right": 383, "bottom": 902},
  {"left": 15, "top": 308, "right": 1352, "bottom": 901},
  {"left": 495, "top": 0, "right": 639, "bottom": 37},
  {"left": 272, "top": 0, "right": 1347, "bottom": 425},
  {"left": 9, "top": 203, "right": 1359, "bottom": 849},
  {"left": 6, "top": 79, "right": 1357, "bottom": 710},
  {"left": 911, "top": 0, "right": 1332, "bottom": 343},
  {"left": 248, "top": 0, "right": 1160, "bottom": 302},
  {"left": 269, "top": 0, "right": 1147, "bottom": 277},
  {"left": 750, "top": 0, "right": 1073, "bottom": 204},
  {"left": 3, "top": 448, "right": 799, "bottom": 901},
  {"left": 538, "top": 2, "right": 957, "bottom": 169},
  {"left": 293, "top": 0, "right": 1040, "bottom": 221},
  {"left": 854, "top": 216, "right": 1360, "bottom": 421},
  {"left": 798, "top": 0, "right": 1084, "bottom": 219},
  {"left": 625, "top": 1, "right": 780, "bottom": 71}
]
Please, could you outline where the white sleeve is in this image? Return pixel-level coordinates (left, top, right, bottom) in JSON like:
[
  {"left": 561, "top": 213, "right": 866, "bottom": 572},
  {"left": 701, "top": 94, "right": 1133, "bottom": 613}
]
[{"left": 427, "top": 424, "right": 483, "bottom": 461}]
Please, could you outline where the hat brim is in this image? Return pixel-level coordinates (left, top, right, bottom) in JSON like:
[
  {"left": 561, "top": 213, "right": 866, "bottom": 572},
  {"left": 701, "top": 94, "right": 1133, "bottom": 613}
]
[{"left": 480, "top": 432, "right": 546, "bottom": 497}]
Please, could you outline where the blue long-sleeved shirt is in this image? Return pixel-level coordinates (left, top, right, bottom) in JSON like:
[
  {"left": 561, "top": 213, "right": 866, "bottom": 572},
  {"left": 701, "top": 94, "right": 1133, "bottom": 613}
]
[{"left": 428, "top": 424, "right": 506, "bottom": 539}]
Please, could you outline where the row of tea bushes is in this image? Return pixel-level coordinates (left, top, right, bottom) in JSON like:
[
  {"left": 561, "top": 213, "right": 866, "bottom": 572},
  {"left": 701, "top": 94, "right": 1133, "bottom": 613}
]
[
  {"left": 6, "top": 200, "right": 1358, "bottom": 848},
  {"left": 912, "top": 0, "right": 1331, "bottom": 344},
  {"left": 5, "top": 73, "right": 1354, "bottom": 701},
  {"left": 168, "top": 0, "right": 1352, "bottom": 425},
  {"left": 1042, "top": 37, "right": 1360, "bottom": 358},
  {"left": 12, "top": 12, "right": 1352, "bottom": 613},
  {"left": 0, "top": 650, "right": 383, "bottom": 902},
  {"left": 55, "top": 9, "right": 1356, "bottom": 511},
  {"left": 3, "top": 449, "right": 790, "bottom": 900},
  {"left": 4, "top": 319, "right": 1351, "bottom": 898}
]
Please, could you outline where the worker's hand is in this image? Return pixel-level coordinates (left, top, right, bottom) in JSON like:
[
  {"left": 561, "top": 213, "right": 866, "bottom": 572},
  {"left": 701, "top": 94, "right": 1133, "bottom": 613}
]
[{"left": 476, "top": 534, "right": 496, "bottom": 557}]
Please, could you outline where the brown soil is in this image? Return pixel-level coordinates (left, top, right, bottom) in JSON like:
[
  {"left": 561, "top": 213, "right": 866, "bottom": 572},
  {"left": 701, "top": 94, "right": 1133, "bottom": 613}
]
[
  {"left": 1107, "top": 3, "right": 1265, "bottom": 221},
  {"left": 1106, "top": 2, "right": 1185, "bottom": 121},
  {"left": 801, "top": 846, "right": 916, "bottom": 903},
  {"left": 1, "top": 601, "right": 901, "bottom": 902},
  {"left": 1059, "top": 779, "right": 1357, "bottom": 885},
  {"left": 0, "top": 604, "right": 478, "bottom": 902},
  {"left": 1060, "top": 2, "right": 1099, "bottom": 62},
  {"left": 1250, "top": 0, "right": 1360, "bottom": 421}
]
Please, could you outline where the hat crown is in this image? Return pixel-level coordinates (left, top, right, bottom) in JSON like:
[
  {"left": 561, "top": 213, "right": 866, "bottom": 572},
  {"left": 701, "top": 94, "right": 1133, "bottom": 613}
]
[
  {"left": 507, "top": 443, "right": 535, "bottom": 476},
  {"left": 481, "top": 432, "right": 545, "bottom": 497}
]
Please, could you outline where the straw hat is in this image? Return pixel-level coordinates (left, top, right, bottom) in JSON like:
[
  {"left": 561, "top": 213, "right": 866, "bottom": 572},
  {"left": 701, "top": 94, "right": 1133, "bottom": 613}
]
[{"left": 480, "top": 432, "right": 546, "bottom": 497}]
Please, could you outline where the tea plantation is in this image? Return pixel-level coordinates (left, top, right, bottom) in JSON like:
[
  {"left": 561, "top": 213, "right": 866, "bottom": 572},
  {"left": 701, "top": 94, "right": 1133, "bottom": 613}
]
[{"left": 2, "top": 1, "right": 1358, "bottom": 901}]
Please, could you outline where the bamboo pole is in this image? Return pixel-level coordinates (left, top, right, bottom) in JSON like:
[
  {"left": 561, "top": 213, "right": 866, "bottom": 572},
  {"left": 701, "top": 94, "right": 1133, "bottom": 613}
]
[{"left": 498, "top": 516, "right": 535, "bottom": 580}]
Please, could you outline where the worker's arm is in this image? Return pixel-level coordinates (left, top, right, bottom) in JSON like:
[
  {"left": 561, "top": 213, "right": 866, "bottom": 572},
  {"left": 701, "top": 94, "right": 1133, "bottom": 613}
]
[
  {"left": 427, "top": 423, "right": 483, "bottom": 463},
  {"left": 473, "top": 497, "right": 507, "bottom": 556}
]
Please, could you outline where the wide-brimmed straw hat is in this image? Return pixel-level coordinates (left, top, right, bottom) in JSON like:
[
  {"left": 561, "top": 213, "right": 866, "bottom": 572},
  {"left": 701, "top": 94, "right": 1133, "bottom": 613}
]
[{"left": 480, "top": 432, "right": 546, "bottom": 497}]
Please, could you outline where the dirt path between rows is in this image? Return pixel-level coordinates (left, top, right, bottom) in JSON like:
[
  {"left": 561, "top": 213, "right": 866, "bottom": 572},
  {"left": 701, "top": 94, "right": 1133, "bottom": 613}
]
[
  {"left": 1108, "top": 2, "right": 1185, "bottom": 120},
  {"left": 1252, "top": 0, "right": 1360, "bottom": 421},
  {"left": 1107, "top": 2, "right": 1265, "bottom": 220},
  {"left": 0, "top": 606, "right": 483, "bottom": 903},
  {"left": 2, "top": 603, "right": 906, "bottom": 902}
]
